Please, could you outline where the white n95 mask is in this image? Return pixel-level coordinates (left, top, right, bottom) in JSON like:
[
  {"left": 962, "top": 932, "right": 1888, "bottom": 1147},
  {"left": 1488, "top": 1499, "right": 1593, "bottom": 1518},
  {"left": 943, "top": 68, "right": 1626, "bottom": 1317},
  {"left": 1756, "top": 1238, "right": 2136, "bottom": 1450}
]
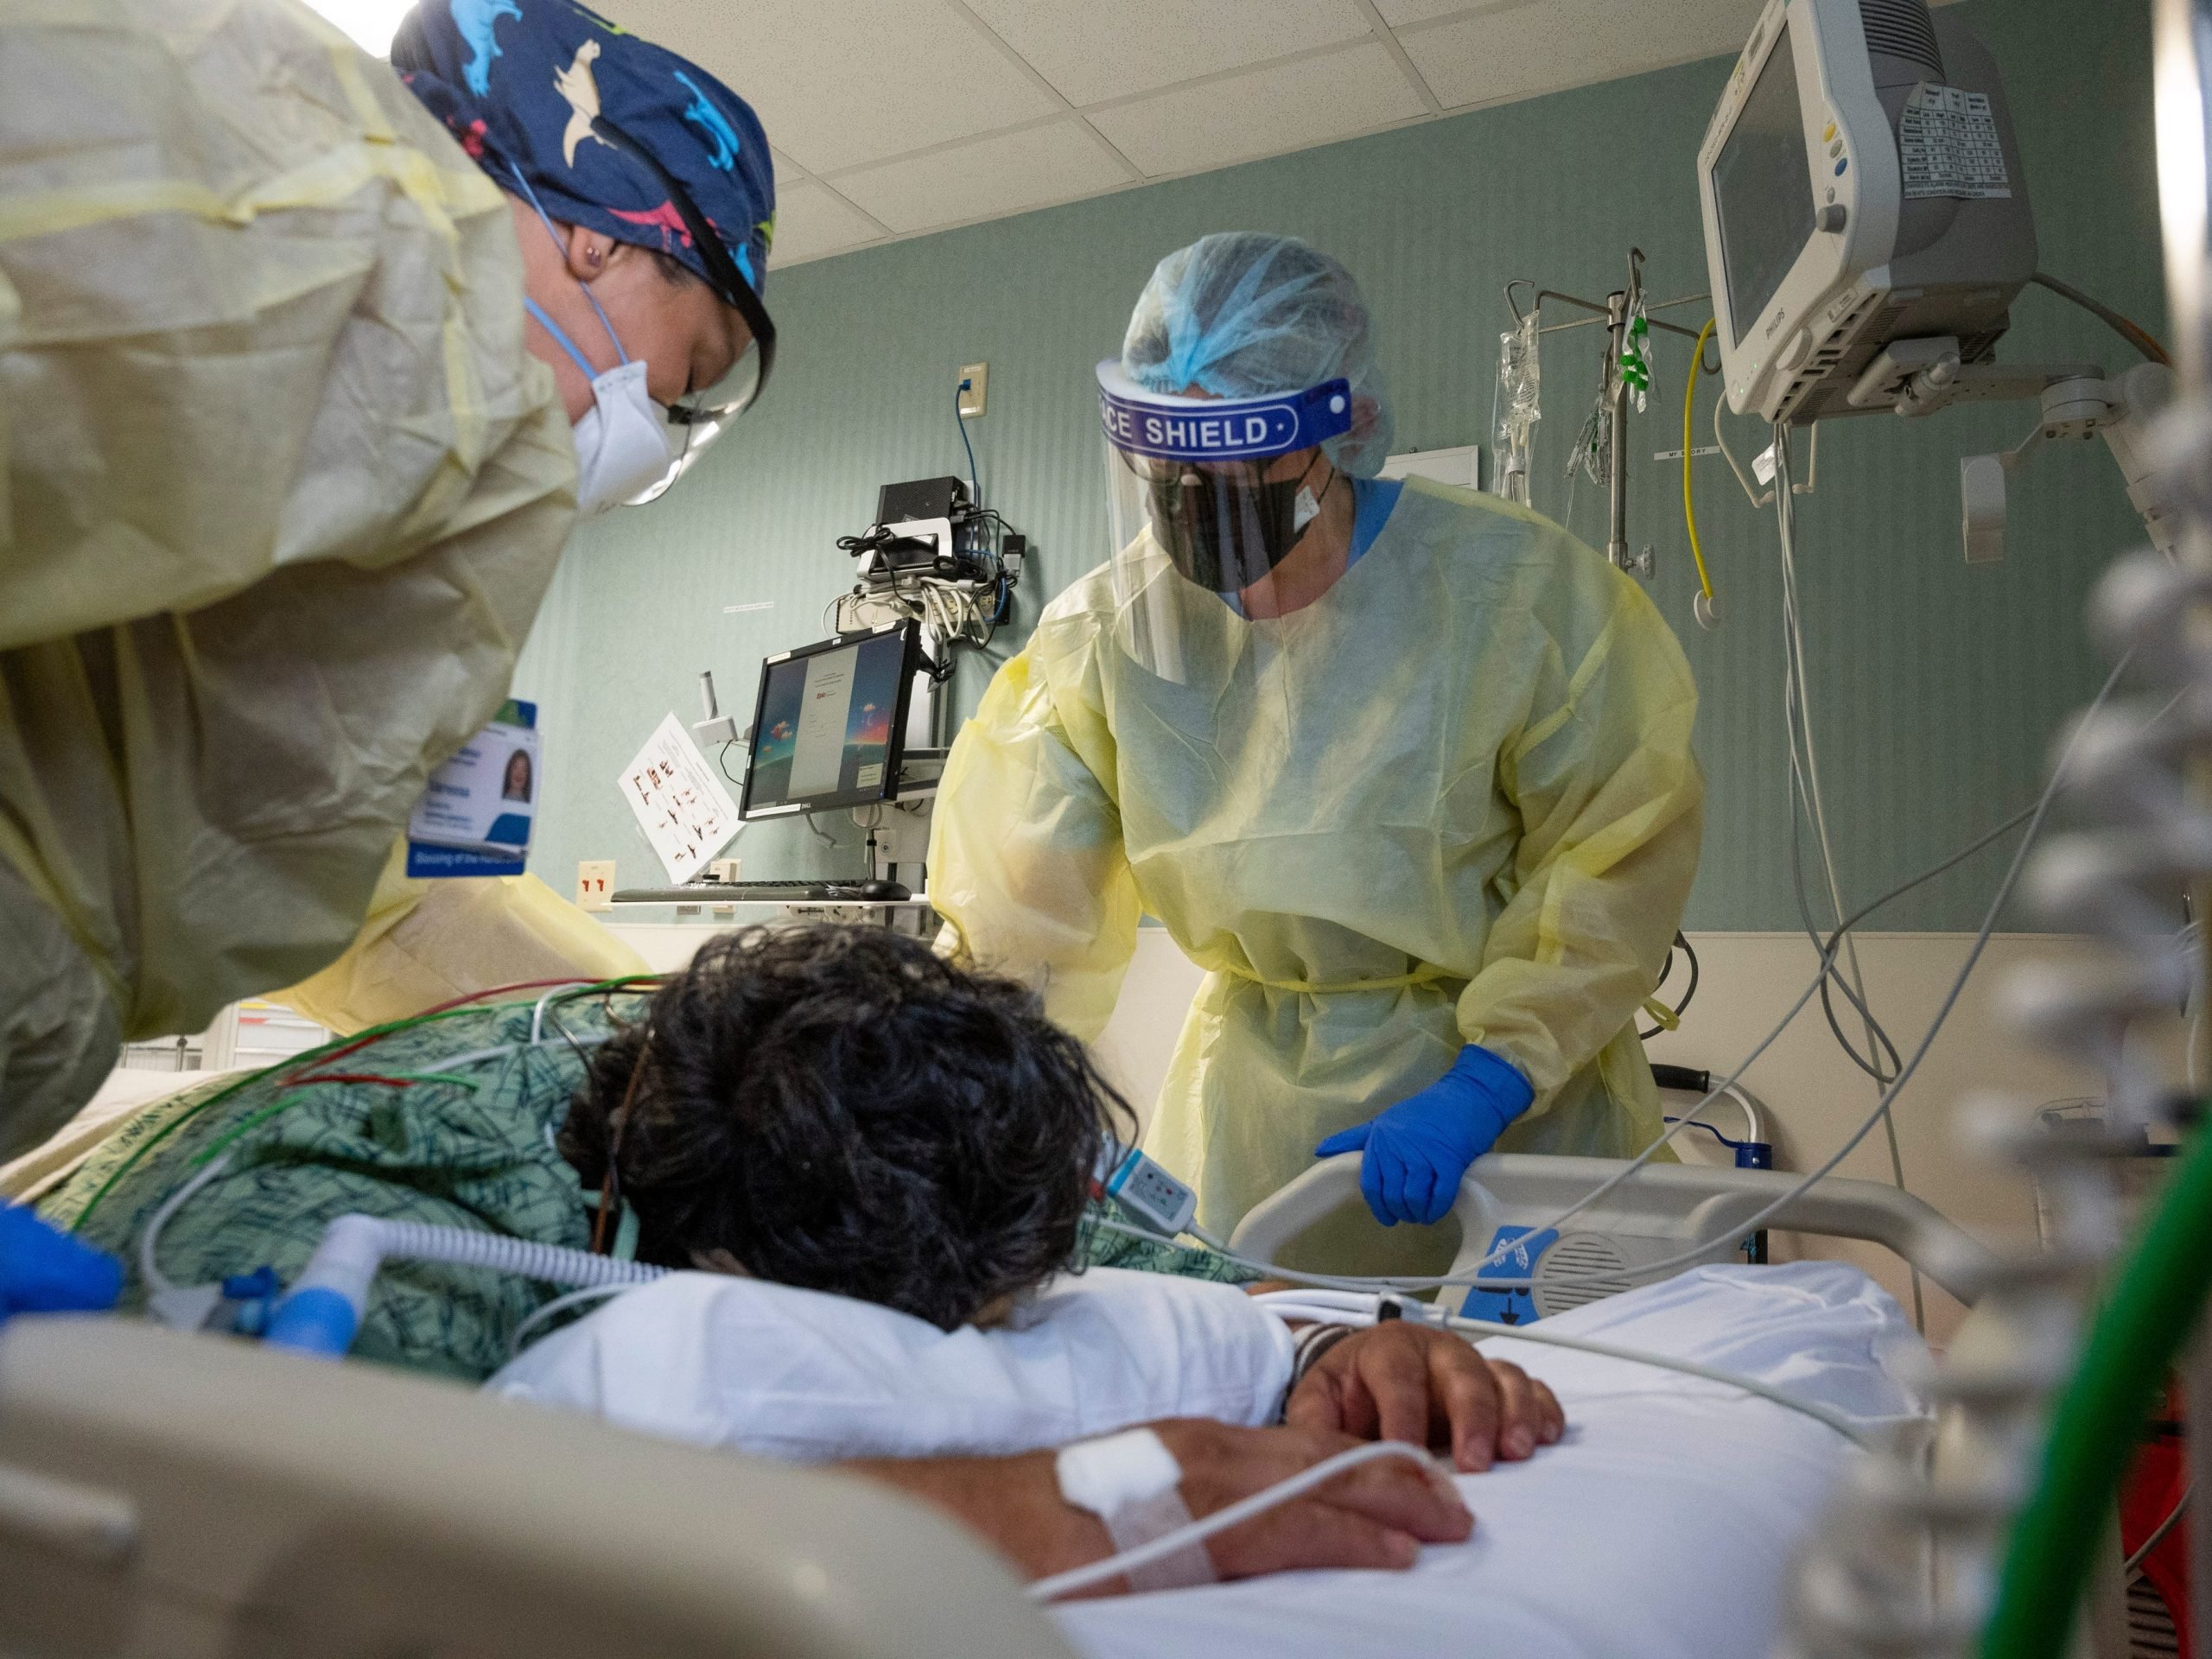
[
  {"left": 524, "top": 293, "right": 677, "bottom": 518},
  {"left": 571, "top": 358, "right": 677, "bottom": 517}
]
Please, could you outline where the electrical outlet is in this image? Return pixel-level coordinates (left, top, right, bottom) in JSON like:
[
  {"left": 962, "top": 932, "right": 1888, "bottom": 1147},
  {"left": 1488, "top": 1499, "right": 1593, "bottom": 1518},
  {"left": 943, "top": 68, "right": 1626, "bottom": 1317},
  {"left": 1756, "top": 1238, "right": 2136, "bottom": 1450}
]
[
  {"left": 576, "top": 860, "right": 616, "bottom": 912},
  {"left": 958, "top": 361, "right": 988, "bottom": 419}
]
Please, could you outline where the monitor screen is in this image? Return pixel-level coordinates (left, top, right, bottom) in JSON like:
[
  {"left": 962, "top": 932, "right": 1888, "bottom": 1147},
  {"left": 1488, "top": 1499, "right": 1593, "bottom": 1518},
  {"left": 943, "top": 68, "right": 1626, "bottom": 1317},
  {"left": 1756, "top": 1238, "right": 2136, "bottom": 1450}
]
[
  {"left": 741, "top": 626, "right": 913, "bottom": 817},
  {"left": 1713, "top": 22, "right": 1816, "bottom": 351}
]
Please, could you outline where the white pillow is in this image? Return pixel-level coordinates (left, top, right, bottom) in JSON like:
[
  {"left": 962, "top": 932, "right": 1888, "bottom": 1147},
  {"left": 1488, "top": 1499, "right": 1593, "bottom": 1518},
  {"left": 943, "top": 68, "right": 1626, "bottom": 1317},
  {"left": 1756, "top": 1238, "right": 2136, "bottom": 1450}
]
[{"left": 486, "top": 1267, "right": 1297, "bottom": 1462}]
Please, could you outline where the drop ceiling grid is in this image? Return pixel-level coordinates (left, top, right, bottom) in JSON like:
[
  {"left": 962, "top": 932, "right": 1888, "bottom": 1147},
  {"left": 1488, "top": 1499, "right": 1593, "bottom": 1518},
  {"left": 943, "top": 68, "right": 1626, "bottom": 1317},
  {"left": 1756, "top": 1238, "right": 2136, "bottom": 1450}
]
[{"left": 603, "top": 0, "right": 1813, "bottom": 267}]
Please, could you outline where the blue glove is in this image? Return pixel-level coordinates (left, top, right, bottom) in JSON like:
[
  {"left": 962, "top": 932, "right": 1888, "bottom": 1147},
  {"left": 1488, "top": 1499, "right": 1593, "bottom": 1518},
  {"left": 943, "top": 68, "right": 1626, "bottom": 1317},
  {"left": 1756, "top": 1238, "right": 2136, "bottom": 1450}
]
[
  {"left": 1315, "top": 1046, "right": 1534, "bottom": 1227},
  {"left": 0, "top": 1203, "right": 123, "bottom": 1325}
]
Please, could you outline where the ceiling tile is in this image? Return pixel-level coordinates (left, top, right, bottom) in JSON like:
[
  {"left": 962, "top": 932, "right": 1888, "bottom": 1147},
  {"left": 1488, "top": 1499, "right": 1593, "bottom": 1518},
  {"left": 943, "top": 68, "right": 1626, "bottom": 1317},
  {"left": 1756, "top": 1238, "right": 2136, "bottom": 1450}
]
[
  {"left": 1397, "top": 0, "right": 1761, "bottom": 109},
  {"left": 832, "top": 119, "right": 1133, "bottom": 235},
  {"left": 768, "top": 181, "right": 888, "bottom": 266},
  {"left": 771, "top": 148, "right": 806, "bottom": 185},
  {"left": 1090, "top": 41, "right": 1427, "bottom": 179},
  {"left": 598, "top": 0, "right": 1060, "bottom": 175},
  {"left": 962, "top": 0, "right": 1371, "bottom": 107},
  {"left": 1372, "top": 0, "right": 1494, "bottom": 25}
]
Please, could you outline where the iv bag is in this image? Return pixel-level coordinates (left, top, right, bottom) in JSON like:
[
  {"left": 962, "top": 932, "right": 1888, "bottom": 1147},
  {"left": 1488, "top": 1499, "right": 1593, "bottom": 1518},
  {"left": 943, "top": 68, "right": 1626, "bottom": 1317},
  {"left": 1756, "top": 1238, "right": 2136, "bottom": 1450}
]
[{"left": 1491, "top": 308, "right": 1541, "bottom": 505}]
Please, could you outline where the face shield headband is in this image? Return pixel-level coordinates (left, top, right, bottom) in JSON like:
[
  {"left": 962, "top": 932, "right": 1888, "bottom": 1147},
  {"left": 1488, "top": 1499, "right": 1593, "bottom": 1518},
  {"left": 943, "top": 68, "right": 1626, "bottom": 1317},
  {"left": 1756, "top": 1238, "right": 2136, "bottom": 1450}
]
[{"left": 1096, "top": 362, "right": 1353, "bottom": 594}]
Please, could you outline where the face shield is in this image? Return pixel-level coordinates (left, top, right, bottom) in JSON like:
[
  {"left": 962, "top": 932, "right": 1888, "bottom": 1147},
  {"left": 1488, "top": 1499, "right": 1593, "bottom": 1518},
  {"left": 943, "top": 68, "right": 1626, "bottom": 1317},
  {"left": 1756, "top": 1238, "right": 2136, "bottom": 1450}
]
[
  {"left": 635, "top": 315, "right": 772, "bottom": 504},
  {"left": 591, "top": 116, "right": 779, "bottom": 507},
  {"left": 1099, "top": 361, "right": 1352, "bottom": 677}
]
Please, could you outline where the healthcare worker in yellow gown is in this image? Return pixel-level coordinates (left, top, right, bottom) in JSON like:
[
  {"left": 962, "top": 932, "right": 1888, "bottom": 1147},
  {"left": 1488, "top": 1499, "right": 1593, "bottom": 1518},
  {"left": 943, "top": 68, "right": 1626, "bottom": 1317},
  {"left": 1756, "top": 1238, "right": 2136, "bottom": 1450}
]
[
  {"left": 931, "top": 233, "right": 1704, "bottom": 1272},
  {"left": 0, "top": 0, "right": 779, "bottom": 1158}
]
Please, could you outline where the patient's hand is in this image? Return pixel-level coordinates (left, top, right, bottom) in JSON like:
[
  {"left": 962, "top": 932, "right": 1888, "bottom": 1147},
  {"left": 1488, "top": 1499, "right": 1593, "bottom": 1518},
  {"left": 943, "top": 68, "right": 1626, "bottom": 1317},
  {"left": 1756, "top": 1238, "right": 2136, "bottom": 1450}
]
[
  {"left": 844, "top": 1420, "right": 1471, "bottom": 1595},
  {"left": 1286, "top": 1323, "right": 1564, "bottom": 1473}
]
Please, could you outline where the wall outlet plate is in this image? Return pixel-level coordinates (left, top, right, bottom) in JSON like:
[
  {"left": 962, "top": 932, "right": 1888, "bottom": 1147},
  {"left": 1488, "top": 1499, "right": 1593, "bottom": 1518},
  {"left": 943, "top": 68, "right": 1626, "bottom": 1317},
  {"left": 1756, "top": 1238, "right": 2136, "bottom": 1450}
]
[
  {"left": 576, "top": 860, "right": 616, "bottom": 912},
  {"left": 958, "top": 361, "right": 988, "bottom": 419}
]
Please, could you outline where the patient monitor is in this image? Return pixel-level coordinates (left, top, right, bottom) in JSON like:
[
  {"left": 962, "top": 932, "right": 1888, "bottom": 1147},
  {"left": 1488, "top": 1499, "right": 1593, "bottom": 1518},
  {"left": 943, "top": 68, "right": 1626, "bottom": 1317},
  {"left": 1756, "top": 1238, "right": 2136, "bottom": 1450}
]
[
  {"left": 1697, "top": 0, "right": 2036, "bottom": 426},
  {"left": 1698, "top": 0, "right": 2178, "bottom": 562}
]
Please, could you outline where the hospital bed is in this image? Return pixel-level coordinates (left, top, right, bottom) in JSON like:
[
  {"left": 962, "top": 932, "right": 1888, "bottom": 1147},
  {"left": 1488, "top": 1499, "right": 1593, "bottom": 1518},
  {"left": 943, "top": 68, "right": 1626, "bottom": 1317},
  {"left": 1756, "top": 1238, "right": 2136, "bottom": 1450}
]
[
  {"left": 0, "top": 1153, "right": 1989, "bottom": 1659},
  {"left": 1231, "top": 1150, "right": 1993, "bottom": 1312}
]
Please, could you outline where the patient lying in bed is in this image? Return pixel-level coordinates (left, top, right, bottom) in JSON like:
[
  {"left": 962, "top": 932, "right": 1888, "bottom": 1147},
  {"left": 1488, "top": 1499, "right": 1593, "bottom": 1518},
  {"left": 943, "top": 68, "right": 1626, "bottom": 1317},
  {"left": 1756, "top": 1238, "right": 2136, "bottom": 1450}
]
[
  {"left": 494, "top": 1257, "right": 1925, "bottom": 1659},
  {"left": 33, "top": 925, "right": 1238, "bottom": 1379},
  {"left": 17, "top": 923, "right": 1560, "bottom": 1592}
]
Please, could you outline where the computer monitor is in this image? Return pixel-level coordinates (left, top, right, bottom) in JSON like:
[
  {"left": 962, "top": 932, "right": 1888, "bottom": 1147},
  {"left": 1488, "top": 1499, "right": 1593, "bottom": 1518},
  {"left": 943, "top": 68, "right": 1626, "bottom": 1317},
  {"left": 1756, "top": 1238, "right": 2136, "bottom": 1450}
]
[
  {"left": 739, "top": 622, "right": 920, "bottom": 819},
  {"left": 1696, "top": 0, "right": 2037, "bottom": 425}
]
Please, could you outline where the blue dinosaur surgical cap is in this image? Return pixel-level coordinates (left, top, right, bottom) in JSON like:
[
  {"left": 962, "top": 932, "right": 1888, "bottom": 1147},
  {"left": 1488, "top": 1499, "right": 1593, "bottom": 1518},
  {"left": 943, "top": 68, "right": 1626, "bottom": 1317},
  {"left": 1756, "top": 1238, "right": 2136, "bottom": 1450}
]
[
  {"left": 394, "top": 0, "right": 775, "bottom": 300},
  {"left": 1123, "top": 232, "right": 1395, "bottom": 477}
]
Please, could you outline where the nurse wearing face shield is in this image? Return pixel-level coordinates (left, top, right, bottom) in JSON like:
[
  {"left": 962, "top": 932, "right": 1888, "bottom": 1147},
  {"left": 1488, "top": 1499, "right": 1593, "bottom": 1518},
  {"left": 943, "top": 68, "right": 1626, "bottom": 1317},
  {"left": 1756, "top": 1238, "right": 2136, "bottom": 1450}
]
[
  {"left": 931, "top": 233, "right": 1706, "bottom": 1272},
  {"left": 0, "top": 0, "right": 776, "bottom": 1157}
]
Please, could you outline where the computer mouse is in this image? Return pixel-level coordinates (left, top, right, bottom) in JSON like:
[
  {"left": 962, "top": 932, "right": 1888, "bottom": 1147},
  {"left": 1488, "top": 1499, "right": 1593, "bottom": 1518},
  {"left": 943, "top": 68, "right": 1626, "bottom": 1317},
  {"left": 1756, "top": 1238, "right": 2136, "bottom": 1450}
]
[{"left": 857, "top": 879, "right": 912, "bottom": 902}]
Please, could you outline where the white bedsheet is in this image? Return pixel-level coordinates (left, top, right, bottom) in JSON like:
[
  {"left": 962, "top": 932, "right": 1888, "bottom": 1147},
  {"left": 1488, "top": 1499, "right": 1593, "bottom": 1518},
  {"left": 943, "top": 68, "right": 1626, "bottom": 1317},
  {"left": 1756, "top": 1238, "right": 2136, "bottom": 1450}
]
[{"left": 1055, "top": 1262, "right": 1927, "bottom": 1659}]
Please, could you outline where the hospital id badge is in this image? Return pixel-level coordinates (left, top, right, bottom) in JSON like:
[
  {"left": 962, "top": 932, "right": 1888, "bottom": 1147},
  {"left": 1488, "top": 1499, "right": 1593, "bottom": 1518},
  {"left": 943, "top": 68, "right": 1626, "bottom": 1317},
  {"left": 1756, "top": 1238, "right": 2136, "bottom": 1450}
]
[{"left": 405, "top": 699, "right": 541, "bottom": 879}]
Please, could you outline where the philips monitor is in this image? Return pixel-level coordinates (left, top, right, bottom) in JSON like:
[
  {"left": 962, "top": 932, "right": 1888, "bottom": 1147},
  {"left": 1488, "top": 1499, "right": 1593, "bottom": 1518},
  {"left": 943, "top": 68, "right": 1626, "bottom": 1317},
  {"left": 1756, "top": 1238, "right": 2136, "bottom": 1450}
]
[
  {"left": 1696, "top": 0, "right": 2037, "bottom": 425},
  {"left": 740, "top": 622, "right": 920, "bottom": 819}
]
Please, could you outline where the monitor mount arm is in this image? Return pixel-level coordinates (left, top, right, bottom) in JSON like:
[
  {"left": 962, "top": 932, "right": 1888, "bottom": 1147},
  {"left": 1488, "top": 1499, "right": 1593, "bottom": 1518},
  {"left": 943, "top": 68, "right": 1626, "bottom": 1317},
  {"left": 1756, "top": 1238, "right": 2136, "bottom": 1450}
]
[{"left": 1847, "top": 337, "right": 2178, "bottom": 562}]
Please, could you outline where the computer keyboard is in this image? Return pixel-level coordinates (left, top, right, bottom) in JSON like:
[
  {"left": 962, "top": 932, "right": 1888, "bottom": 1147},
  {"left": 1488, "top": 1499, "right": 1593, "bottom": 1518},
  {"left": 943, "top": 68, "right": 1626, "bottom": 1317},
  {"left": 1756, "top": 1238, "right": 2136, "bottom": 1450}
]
[{"left": 611, "top": 881, "right": 893, "bottom": 904}]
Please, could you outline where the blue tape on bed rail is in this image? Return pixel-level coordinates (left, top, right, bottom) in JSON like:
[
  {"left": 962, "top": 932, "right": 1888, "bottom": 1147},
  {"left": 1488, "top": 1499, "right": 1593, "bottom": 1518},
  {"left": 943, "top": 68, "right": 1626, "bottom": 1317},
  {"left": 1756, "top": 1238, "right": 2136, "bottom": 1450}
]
[{"left": 1458, "top": 1225, "right": 1557, "bottom": 1326}]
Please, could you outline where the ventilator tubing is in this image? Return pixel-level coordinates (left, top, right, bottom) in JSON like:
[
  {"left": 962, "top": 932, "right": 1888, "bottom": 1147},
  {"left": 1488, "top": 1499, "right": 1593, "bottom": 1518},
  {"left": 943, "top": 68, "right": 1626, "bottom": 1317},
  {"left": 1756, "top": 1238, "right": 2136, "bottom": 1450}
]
[
  {"left": 1981, "top": 1120, "right": 2212, "bottom": 1659},
  {"left": 264, "top": 1215, "right": 664, "bottom": 1358}
]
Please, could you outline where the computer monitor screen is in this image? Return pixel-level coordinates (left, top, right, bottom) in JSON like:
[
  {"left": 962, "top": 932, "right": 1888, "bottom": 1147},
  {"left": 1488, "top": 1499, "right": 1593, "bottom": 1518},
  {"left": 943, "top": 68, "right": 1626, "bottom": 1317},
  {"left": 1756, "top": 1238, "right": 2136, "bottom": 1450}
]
[
  {"left": 741, "top": 624, "right": 917, "bottom": 817},
  {"left": 1712, "top": 23, "right": 1816, "bottom": 351}
]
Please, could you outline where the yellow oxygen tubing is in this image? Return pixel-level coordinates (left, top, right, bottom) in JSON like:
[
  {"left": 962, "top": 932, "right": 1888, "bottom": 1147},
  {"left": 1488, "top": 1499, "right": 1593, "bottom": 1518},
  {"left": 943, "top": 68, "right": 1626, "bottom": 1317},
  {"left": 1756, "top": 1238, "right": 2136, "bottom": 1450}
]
[{"left": 1684, "top": 319, "right": 1719, "bottom": 630}]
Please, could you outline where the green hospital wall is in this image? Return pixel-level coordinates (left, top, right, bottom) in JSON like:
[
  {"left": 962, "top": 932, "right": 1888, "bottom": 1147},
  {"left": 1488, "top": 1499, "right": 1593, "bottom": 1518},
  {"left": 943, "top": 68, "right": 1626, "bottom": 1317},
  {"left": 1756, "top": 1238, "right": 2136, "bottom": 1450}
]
[{"left": 516, "top": 0, "right": 2164, "bottom": 933}]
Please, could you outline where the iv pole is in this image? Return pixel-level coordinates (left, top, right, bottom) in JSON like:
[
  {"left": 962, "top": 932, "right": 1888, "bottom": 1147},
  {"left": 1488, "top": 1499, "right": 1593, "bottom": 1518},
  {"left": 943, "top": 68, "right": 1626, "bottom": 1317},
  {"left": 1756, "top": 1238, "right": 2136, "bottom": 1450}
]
[{"left": 1506, "top": 249, "right": 1715, "bottom": 576}]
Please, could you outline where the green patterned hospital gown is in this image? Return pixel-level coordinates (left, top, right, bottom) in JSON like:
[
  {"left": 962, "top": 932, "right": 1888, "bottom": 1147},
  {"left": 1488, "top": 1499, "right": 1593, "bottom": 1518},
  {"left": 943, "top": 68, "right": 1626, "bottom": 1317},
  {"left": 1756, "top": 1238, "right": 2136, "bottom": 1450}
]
[{"left": 39, "top": 990, "right": 1250, "bottom": 1382}]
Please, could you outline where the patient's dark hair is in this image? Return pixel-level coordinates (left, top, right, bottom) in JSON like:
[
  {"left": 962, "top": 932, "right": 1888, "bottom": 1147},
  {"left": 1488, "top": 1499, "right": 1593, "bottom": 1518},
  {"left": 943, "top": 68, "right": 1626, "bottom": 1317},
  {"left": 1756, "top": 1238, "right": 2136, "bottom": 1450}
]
[{"left": 560, "top": 925, "right": 1133, "bottom": 1330}]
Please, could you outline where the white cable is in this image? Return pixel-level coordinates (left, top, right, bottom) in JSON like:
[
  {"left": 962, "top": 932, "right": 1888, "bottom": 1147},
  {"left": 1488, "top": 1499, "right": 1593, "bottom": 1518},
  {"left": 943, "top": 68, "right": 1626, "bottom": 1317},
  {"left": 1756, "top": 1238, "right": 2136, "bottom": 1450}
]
[
  {"left": 1244, "top": 1292, "right": 1872, "bottom": 1446},
  {"left": 426, "top": 1032, "right": 615, "bottom": 1075},
  {"left": 137, "top": 1151, "right": 234, "bottom": 1298},
  {"left": 506, "top": 1281, "right": 638, "bottom": 1360},
  {"left": 1437, "top": 1314, "right": 1872, "bottom": 1445},
  {"left": 530, "top": 982, "right": 612, "bottom": 1046},
  {"left": 1775, "top": 432, "right": 1925, "bottom": 1332},
  {"left": 2124, "top": 1479, "right": 2192, "bottom": 1574},
  {"left": 420, "top": 1045, "right": 521, "bottom": 1075},
  {"left": 1715, "top": 392, "right": 1774, "bottom": 508},
  {"left": 1025, "top": 1440, "right": 1436, "bottom": 1602},
  {"left": 1477, "top": 645, "right": 2135, "bottom": 1293}
]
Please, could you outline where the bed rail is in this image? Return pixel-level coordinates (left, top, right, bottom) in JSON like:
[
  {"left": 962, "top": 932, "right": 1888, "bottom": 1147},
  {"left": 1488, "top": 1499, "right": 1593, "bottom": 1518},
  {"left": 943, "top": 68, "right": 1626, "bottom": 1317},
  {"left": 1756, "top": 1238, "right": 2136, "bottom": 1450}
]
[
  {"left": 0, "top": 1317, "right": 1075, "bottom": 1659},
  {"left": 1230, "top": 1152, "right": 1997, "bottom": 1307}
]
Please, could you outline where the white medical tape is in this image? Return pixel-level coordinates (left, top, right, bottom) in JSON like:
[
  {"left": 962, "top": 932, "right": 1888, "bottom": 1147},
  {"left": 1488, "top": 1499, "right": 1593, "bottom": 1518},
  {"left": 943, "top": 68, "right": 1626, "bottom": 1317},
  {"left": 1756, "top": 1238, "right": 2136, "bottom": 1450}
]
[{"left": 1053, "top": 1428, "right": 1217, "bottom": 1592}]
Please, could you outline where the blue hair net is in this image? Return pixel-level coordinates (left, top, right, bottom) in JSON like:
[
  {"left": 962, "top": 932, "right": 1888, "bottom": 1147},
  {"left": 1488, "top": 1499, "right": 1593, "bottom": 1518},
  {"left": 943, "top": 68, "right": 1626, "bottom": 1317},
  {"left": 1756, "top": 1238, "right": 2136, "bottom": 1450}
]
[{"left": 1122, "top": 232, "right": 1394, "bottom": 478}]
